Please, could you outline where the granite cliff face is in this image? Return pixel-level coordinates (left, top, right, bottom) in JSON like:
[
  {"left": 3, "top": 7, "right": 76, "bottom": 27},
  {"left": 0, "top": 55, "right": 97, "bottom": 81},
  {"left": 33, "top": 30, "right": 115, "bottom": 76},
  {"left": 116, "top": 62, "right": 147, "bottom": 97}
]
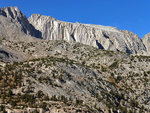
[{"left": 29, "top": 14, "right": 146, "bottom": 55}]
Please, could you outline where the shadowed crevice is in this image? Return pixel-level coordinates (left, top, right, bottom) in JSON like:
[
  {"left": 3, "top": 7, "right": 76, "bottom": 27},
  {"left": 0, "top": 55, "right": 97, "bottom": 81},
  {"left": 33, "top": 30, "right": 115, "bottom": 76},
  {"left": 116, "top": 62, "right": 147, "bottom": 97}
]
[{"left": 96, "top": 40, "right": 104, "bottom": 49}]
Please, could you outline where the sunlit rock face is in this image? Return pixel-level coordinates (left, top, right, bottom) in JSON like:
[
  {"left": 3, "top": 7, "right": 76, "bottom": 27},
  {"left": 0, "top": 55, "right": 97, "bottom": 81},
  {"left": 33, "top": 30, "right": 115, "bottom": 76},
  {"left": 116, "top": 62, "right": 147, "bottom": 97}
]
[
  {"left": 29, "top": 14, "right": 146, "bottom": 55},
  {"left": 142, "top": 33, "right": 150, "bottom": 55}
]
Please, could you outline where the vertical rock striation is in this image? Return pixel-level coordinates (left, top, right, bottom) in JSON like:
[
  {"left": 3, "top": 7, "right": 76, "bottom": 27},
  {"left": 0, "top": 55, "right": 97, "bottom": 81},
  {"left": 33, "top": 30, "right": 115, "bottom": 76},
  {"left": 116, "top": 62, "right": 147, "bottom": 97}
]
[{"left": 29, "top": 14, "right": 146, "bottom": 55}]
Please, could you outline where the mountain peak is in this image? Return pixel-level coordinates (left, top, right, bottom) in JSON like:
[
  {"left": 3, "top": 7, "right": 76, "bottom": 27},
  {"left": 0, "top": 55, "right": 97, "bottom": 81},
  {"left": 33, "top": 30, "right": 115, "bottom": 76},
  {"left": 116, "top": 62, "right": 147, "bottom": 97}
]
[
  {"left": 143, "top": 33, "right": 150, "bottom": 38},
  {"left": 0, "top": 6, "right": 42, "bottom": 39},
  {"left": 2, "top": 6, "right": 24, "bottom": 19}
]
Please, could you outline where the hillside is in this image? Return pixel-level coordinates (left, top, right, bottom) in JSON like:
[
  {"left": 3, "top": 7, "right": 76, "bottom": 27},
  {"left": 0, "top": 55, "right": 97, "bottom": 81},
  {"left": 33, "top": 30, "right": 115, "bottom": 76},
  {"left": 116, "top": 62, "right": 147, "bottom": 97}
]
[
  {"left": 0, "top": 6, "right": 150, "bottom": 113},
  {"left": 0, "top": 39, "right": 150, "bottom": 112}
]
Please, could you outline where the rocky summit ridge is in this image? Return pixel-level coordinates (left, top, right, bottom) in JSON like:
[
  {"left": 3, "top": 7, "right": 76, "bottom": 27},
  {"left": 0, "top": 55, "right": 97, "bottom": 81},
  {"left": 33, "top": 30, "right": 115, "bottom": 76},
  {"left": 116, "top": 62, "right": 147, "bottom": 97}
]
[
  {"left": 29, "top": 14, "right": 147, "bottom": 55},
  {"left": 0, "top": 6, "right": 150, "bottom": 55}
]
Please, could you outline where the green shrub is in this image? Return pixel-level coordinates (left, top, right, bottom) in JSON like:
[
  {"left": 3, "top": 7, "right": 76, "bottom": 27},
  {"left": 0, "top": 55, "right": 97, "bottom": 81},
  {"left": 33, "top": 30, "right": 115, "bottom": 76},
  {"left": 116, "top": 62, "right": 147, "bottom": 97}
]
[
  {"left": 37, "top": 90, "right": 44, "bottom": 98},
  {"left": 109, "top": 61, "right": 119, "bottom": 69}
]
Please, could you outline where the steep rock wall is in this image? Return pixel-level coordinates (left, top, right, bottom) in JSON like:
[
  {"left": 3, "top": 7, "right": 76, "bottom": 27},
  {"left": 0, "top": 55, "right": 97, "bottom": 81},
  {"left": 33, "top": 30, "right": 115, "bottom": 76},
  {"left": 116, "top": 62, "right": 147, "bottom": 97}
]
[{"left": 29, "top": 14, "right": 146, "bottom": 55}]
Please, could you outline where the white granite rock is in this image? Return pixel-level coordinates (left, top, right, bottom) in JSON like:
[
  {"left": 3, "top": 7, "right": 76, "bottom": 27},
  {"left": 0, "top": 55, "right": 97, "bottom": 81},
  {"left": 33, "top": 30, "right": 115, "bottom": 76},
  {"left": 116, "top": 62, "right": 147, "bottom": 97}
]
[
  {"left": 29, "top": 14, "right": 146, "bottom": 54},
  {"left": 142, "top": 33, "right": 150, "bottom": 55}
]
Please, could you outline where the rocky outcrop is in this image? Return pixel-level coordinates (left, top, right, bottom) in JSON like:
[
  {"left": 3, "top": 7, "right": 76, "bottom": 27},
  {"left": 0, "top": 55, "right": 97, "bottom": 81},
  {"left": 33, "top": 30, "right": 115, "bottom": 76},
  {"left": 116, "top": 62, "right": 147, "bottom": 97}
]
[
  {"left": 0, "top": 48, "right": 23, "bottom": 62},
  {"left": 29, "top": 14, "right": 146, "bottom": 55},
  {"left": 0, "top": 7, "right": 42, "bottom": 39},
  {"left": 142, "top": 33, "right": 150, "bottom": 55}
]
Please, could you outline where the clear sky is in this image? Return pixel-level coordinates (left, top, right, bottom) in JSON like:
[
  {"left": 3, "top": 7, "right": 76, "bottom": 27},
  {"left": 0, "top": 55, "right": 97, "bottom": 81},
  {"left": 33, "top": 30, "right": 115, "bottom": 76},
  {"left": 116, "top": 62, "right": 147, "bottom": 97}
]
[{"left": 0, "top": 0, "right": 150, "bottom": 38}]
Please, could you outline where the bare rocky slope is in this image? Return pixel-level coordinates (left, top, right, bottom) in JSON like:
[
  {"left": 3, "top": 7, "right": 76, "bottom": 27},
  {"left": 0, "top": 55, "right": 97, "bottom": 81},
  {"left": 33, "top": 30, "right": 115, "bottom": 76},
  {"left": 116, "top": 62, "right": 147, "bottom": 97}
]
[
  {"left": 0, "top": 39, "right": 150, "bottom": 113},
  {"left": 0, "top": 6, "right": 150, "bottom": 113}
]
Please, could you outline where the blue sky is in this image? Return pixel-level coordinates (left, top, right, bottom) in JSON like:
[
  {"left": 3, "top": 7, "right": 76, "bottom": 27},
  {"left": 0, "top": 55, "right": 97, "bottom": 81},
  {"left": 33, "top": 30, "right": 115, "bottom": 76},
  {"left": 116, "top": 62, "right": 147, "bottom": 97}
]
[{"left": 0, "top": 0, "right": 150, "bottom": 38}]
